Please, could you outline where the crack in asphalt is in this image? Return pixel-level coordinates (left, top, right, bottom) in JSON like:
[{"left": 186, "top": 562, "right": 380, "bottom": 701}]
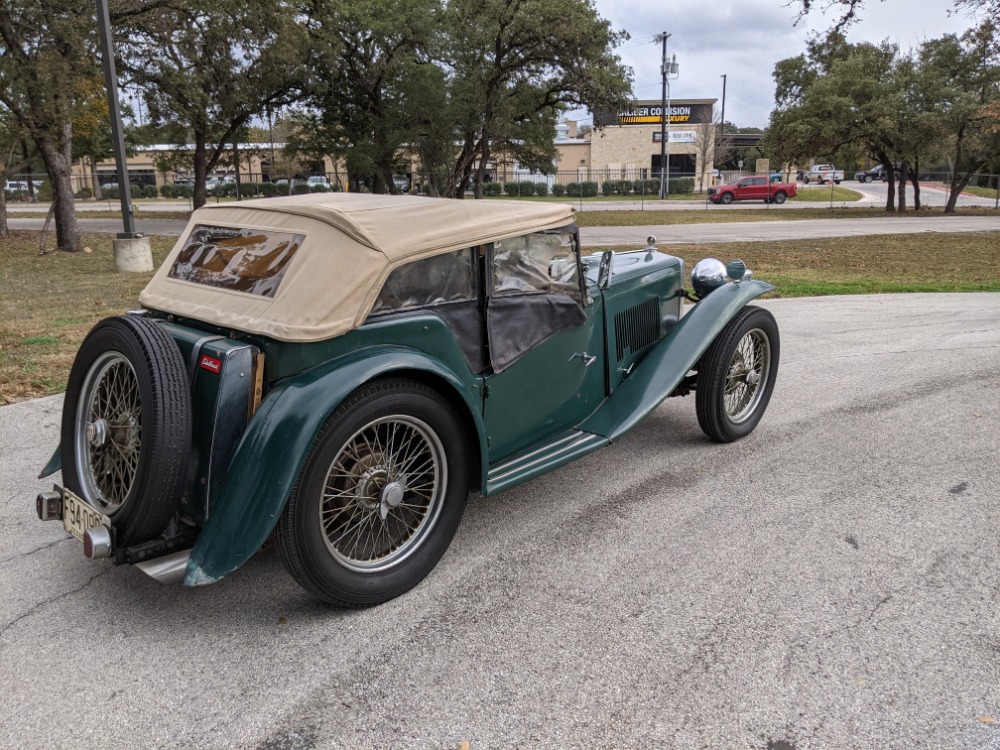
[
  {"left": 0, "top": 566, "right": 112, "bottom": 639},
  {"left": 0, "top": 536, "right": 71, "bottom": 565}
]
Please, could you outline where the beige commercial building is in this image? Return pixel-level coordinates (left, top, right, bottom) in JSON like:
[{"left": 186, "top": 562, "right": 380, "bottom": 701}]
[{"left": 554, "top": 99, "right": 718, "bottom": 189}]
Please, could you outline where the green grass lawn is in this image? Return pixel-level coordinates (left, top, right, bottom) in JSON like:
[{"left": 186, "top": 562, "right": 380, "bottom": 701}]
[
  {"left": 790, "top": 186, "right": 862, "bottom": 202},
  {"left": 963, "top": 185, "right": 1000, "bottom": 200},
  {"left": 573, "top": 205, "right": 999, "bottom": 226}
]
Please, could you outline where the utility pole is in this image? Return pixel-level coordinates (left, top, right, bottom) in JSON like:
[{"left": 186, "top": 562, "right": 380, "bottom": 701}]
[
  {"left": 657, "top": 32, "right": 670, "bottom": 201},
  {"left": 656, "top": 33, "right": 679, "bottom": 201},
  {"left": 719, "top": 74, "right": 727, "bottom": 140}
]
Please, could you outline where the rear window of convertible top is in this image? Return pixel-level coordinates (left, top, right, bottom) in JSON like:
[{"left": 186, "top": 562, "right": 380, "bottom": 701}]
[{"left": 168, "top": 224, "right": 304, "bottom": 298}]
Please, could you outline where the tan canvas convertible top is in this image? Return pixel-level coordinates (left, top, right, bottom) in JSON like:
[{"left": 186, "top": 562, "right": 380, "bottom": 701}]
[{"left": 140, "top": 193, "right": 576, "bottom": 342}]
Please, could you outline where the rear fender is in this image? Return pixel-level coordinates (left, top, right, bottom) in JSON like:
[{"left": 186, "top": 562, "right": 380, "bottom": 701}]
[
  {"left": 184, "top": 348, "right": 486, "bottom": 587},
  {"left": 582, "top": 279, "right": 774, "bottom": 441},
  {"left": 38, "top": 446, "right": 61, "bottom": 479}
]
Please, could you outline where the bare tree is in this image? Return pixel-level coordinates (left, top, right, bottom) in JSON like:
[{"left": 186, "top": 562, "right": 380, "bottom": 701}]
[{"left": 693, "top": 120, "right": 715, "bottom": 193}]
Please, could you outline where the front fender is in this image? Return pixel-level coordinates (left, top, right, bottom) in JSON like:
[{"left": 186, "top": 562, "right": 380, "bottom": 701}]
[
  {"left": 582, "top": 279, "right": 774, "bottom": 442},
  {"left": 184, "top": 347, "right": 486, "bottom": 586}
]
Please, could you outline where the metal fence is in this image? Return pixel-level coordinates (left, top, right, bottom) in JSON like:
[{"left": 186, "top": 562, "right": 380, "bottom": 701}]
[{"left": 3, "top": 169, "right": 999, "bottom": 206}]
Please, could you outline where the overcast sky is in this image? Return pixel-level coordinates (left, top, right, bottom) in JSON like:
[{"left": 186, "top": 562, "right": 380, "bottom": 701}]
[{"left": 571, "top": 0, "right": 982, "bottom": 129}]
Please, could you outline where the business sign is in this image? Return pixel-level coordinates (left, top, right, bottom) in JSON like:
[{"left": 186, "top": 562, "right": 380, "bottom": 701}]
[
  {"left": 653, "top": 131, "right": 697, "bottom": 144},
  {"left": 621, "top": 105, "right": 693, "bottom": 124},
  {"left": 595, "top": 101, "right": 713, "bottom": 127}
]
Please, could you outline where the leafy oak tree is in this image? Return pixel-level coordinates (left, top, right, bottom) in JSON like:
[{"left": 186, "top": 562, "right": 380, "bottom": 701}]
[
  {"left": 0, "top": 1, "right": 96, "bottom": 251},
  {"left": 764, "top": 39, "right": 908, "bottom": 210},
  {"left": 293, "top": 0, "right": 439, "bottom": 194},
  {"left": 292, "top": 0, "right": 632, "bottom": 199},
  {"left": 914, "top": 22, "right": 1000, "bottom": 211},
  {"left": 431, "top": 0, "right": 633, "bottom": 198},
  {"left": 118, "top": 0, "right": 308, "bottom": 208}
]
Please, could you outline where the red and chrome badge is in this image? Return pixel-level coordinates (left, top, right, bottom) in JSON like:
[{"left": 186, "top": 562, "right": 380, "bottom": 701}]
[{"left": 199, "top": 355, "right": 222, "bottom": 373}]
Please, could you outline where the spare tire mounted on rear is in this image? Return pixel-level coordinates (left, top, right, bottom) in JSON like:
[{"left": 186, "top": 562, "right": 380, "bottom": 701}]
[{"left": 61, "top": 316, "right": 192, "bottom": 547}]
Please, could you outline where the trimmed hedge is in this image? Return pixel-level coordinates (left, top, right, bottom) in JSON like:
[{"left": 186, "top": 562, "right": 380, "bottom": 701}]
[{"left": 551, "top": 183, "right": 565, "bottom": 197}]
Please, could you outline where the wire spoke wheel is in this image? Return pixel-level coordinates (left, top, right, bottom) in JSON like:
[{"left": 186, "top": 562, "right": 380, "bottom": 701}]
[
  {"left": 276, "top": 379, "right": 469, "bottom": 607},
  {"left": 62, "top": 315, "right": 192, "bottom": 545},
  {"left": 74, "top": 351, "right": 143, "bottom": 512},
  {"left": 696, "top": 306, "right": 779, "bottom": 443},
  {"left": 320, "top": 415, "right": 446, "bottom": 572},
  {"left": 722, "top": 329, "right": 771, "bottom": 424}
]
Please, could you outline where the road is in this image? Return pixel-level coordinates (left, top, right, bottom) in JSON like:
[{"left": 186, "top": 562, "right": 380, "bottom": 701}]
[
  {"left": 7, "top": 213, "right": 999, "bottom": 247},
  {"left": 582, "top": 215, "right": 1000, "bottom": 246},
  {"left": 3, "top": 293, "right": 1000, "bottom": 749}
]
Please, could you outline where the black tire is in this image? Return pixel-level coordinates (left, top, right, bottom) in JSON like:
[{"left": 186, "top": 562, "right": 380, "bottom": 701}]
[
  {"left": 773, "top": 191, "right": 787, "bottom": 204},
  {"left": 803, "top": 176, "right": 811, "bottom": 185},
  {"left": 863, "top": 175, "right": 872, "bottom": 183},
  {"left": 274, "top": 379, "right": 470, "bottom": 607},
  {"left": 696, "top": 306, "right": 779, "bottom": 443},
  {"left": 720, "top": 193, "right": 734, "bottom": 205},
  {"left": 834, "top": 179, "right": 842, "bottom": 185},
  {"left": 61, "top": 316, "right": 192, "bottom": 545}
]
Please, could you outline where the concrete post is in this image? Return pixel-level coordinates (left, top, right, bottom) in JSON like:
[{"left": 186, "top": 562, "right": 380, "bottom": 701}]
[{"left": 113, "top": 236, "right": 153, "bottom": 272}]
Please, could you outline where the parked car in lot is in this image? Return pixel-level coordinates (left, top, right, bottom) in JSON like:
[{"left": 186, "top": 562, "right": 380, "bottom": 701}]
[
  {"left": 205, "top": 175, "right": 236, "bottom": 192},
  {"left": 35, "top": 194, "right": 780, "bottom": 606},
  {"left": 708, "top": 175, "right": 797, "bottom": 205},
  {"left": 854, "top": 165, "right": 895, "bottom": 182},
  {"left": 306, "top": 175, "right": 330, "bottom": 189},
  {"left": 801, "top": 164, "right": 844, "bottom": 185}
]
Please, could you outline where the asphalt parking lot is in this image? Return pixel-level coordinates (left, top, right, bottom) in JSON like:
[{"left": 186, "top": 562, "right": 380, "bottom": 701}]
[{"left": 2, "top": 292, "right": 999, "bottom": 749}]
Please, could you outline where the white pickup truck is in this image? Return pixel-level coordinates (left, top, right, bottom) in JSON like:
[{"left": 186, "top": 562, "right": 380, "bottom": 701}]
[{"left": 801, "top": 164, "right": 844, "bottom": 185}]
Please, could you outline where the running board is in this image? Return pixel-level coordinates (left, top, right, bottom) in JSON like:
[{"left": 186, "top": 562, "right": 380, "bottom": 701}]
[{"left": 485, "top": 430, "right": 609, "bottom": 496}]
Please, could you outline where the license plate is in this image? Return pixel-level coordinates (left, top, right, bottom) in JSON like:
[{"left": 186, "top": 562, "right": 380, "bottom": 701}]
[{"left": 62, "top": 489, "right": 108, "bottom": 543}]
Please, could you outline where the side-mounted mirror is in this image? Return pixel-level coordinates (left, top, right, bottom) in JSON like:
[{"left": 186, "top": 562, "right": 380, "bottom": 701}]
[{"left": 726, "top": 259, "right": 747, "bottom": 282}]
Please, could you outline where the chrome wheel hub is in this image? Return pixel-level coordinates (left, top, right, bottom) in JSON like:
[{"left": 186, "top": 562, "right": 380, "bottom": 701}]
[
  {"left": 86, "top": 418, "right": 109, "bottom": 447},
  {"left": 379, "top": 478, "right": 407, "bottom": 521},
  {"left": 319, "top": 416, "right": 446, "bottom": 573}
]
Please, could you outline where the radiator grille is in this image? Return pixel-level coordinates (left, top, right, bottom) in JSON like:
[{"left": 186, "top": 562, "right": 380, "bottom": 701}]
[{"left": 614, "top": 298, "right": 660, "bottom": 361}]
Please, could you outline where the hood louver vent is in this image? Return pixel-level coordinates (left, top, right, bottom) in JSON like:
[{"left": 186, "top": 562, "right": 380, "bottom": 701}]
[{"left": 614, "top": 298, "right": 659, "bottom": 361}]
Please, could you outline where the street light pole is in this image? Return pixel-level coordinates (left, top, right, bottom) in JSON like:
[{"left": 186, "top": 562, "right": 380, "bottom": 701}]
[{"left": 95, "top": 0, "right": 136, "bottom": 238}]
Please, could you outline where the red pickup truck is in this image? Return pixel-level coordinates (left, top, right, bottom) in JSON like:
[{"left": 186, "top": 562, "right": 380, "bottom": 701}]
[{"left": 708, "top": 176, "right": 797, "bottom": 205}]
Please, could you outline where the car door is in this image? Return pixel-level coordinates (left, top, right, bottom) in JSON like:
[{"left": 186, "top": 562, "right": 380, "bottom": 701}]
[
  {"left": 749, "top": 176, "right": 769, "bottom": 199},
  {"left": 732, "top": 178, "right": 752, "bottom": 200},
  {"left": 481, "top": 228, "right": 606, "bottom": 462}
]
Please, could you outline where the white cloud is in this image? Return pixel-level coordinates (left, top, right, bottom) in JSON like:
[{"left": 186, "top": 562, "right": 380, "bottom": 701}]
[{"left": 569, "top": 0, "right": 977, "bottom": 128}]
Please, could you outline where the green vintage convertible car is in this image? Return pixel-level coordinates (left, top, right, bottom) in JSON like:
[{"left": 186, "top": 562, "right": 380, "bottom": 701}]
[{"left": 36, "top": 193, "right": 779, "bottom": 606}]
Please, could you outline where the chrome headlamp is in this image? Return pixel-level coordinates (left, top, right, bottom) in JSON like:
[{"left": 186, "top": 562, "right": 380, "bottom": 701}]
[
  {"left": 691, "top": 258, "right": 752, "bottom": 298},
  {"left": 691, "top": 258, "right": 727, "bottom": 298}
]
